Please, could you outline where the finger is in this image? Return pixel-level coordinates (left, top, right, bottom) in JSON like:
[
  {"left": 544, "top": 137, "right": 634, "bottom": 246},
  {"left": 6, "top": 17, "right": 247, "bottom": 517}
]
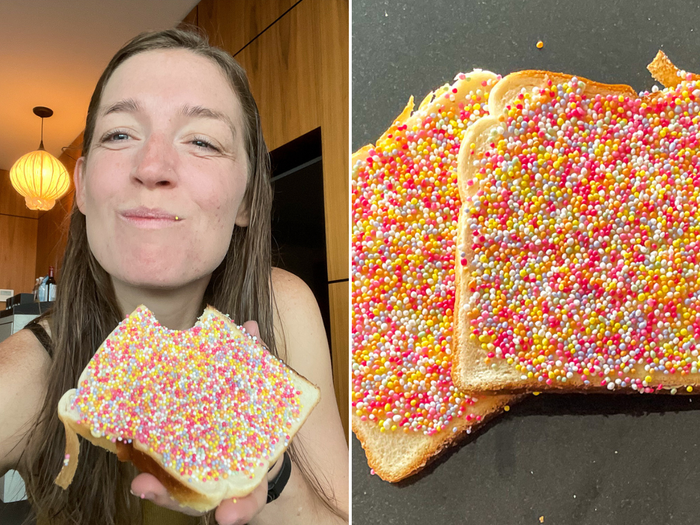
[
  {"left": 130, "top": 472, "right": 164, "bottom": 500},
  {"left": 215, "top": 481, "right": 268, "bottom": 525},
  {"left": 131, "top": 473, "right": 204, "bottom": 517},
  {"left": 242, "top": 320, "right": 261, "bottom": 340}
]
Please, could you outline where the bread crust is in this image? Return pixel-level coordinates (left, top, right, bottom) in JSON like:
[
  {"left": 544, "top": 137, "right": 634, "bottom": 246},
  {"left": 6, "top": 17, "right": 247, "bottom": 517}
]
[
  {"left": 352, "top": 395, "right": 516, "bottom": 482},
  {"left": 647, "top": 50, "right": 700, "bottom": 88},
  {"left": 453, "top": 56, "right": 700, "bottom": 396}
]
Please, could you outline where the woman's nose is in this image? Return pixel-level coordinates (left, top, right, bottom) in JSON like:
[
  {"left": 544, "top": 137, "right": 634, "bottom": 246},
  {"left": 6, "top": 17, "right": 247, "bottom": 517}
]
[{"left": 131, "top": 133, "right": 178, "bottom": 188}]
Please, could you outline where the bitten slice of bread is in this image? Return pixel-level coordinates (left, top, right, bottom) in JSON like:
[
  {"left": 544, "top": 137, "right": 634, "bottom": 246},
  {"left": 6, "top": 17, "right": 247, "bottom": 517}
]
[
  {"left": 352, "top": 70, "right": 517, "bottom": 482},
  {"left": 55, "top": 305, "right": 319, "bottom": 511},
  {"left": 453, "top": 52, "right": 700, "bottom": 395}
]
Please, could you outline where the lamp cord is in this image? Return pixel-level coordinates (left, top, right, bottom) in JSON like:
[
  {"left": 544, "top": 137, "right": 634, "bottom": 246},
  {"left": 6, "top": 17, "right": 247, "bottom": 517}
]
[{"left": 39, "top": 117, "right": 45, "bottom": 150}]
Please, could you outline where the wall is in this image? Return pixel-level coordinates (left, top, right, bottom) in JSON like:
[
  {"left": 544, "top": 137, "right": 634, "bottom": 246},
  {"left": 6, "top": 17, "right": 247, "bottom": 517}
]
[{"left": 0, "top": 169, "right": 39, "bottom": 295}]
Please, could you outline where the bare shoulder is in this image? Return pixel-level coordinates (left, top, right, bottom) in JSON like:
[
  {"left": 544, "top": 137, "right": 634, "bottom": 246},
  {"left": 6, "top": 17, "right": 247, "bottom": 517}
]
[
  {"left": 0, "top": 328, "right": 51, "bottom": 476},
  {"left": 269, "top": 266, "right": 341, "bottom": 413},
  {"left": 272, "top": 268, "right": 318, "bottom": 310},
  {"left": 270, "top": 268, "right": 325, "bottom": 365}
]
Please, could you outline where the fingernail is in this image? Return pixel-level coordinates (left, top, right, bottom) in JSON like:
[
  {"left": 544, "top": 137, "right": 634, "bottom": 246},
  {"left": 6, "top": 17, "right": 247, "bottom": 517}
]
[{"left": 129, "top": 489, "right": 136, "bottom": 497}]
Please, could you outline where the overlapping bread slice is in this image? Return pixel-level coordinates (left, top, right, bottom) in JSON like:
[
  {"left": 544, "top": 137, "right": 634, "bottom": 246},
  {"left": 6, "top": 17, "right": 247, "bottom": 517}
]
[
  {"left": 55, "top": 305, "right": 319, "bottom": 511},
  {"left": 352, "top": 70, "right": 517, "bottom": 482},
  {"left": 453, "top": 52, "right": 700, "bottom": 395}
]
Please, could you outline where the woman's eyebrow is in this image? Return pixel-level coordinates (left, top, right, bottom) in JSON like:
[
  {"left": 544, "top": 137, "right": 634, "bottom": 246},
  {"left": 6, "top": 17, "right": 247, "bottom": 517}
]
[
  {"left": 101, "top": 98, "right": 142, "bottom": 116},
  {"left": 181, "top": 104, "right": 236, "bottom": 141},
  {"left": 100, "top": 101, "right": 236, "bottom": 140}
]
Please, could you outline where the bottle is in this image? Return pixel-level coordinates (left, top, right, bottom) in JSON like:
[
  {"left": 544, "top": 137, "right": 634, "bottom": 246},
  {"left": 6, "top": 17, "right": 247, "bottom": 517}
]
[
  {"left": 37, "top": 276, "right": 48, "bottom": 302},
  {"left": 33, "top": 277, "right": 43, "bottom": 302},
  {"left": 46, "top": 266, "right": 57, "bottom": 302}
]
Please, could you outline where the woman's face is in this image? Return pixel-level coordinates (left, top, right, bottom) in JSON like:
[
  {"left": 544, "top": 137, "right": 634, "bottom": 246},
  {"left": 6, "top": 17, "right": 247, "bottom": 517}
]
[{"left": 75, "top": 49, "right": 248, "bottom": 290}]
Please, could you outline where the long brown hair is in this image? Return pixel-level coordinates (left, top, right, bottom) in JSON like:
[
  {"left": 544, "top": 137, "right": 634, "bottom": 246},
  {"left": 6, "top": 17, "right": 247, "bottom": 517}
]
[{"left": 20, "top": 28, "right": 341, "bottom": 524}]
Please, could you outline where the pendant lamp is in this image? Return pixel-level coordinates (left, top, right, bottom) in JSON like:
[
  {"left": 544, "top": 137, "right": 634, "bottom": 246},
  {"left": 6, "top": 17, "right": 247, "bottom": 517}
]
[{"left": 9, "top": 106, "right": 70, "bottom": 211}]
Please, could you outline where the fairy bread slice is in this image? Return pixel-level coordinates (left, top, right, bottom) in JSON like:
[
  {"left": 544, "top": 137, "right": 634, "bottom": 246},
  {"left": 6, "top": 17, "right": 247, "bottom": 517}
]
[
  {"left": 352, "top": 71, "right": 517, "bottom": 481},
  {"left": 453, "top": 53, "right": 700, "bottom": 395}
]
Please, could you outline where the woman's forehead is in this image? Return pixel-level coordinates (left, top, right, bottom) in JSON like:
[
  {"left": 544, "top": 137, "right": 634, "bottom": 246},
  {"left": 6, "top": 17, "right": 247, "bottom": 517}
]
[{"left": 100, "top": 48, "right": 242, "bottom": 119}]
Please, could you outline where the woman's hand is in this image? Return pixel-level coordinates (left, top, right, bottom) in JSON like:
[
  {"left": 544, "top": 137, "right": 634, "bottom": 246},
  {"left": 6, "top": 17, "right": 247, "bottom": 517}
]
[
  {"left": 130, "top": 471, "right": 268, "bottom": 524},
  {"left": 130, "top": 320, "right": 272, "bottom": 525}
]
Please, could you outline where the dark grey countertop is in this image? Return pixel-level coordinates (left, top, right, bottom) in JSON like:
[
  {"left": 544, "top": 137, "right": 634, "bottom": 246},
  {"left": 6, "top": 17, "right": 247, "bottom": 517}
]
[{"left": 352, "top": 1, "right": 700, "bottom": 524}]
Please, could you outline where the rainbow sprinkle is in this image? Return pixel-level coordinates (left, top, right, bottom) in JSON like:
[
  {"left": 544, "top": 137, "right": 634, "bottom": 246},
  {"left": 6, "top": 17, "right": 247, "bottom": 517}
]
[
  {"left": 71, "top": 306, "right": 302, "bottom": 481},
  {"left": 464, "top": 74, "right": 700, "bottom": 392},
  {"left": 352, "top": 73, "right": 499, "bottom": 434}
]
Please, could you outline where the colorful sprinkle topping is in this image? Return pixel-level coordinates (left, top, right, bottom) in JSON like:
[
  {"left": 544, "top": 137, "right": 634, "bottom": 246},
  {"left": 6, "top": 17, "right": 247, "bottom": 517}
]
[
  {"left": 352, "top": 73, "right": 499, "bottom": 434},
  {"left": 72, "top": 306, "right": 302, "bottom": 481},
  {"left": 464, "top": 74, "right": 700, "bottom": 392}
]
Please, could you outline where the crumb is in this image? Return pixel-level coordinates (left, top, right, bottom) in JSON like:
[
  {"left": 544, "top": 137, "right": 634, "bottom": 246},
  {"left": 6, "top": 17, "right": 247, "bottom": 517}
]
[
  {"left": 536, "top": 40, "right": 544, "bottom": 49},
  {"left": 539, "top": 517, "right": 545, "bottom": 523}
]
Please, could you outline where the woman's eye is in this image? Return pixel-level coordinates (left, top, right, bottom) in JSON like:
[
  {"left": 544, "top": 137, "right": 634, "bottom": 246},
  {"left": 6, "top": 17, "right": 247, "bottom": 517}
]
[
  {"left": 102, "top": 130, "right": 130, "bottom": 142},
  {"left": 191, "top": 137, "right": 220, "bottom": 152}
]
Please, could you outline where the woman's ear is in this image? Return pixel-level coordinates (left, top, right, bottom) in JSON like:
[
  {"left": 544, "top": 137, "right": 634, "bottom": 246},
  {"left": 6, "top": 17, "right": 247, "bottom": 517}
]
[
  {"left": 235, "top": 203, "right": 249, "bottom": 227},
  {"left": 74, "top": 157, "right": 87, "bottom": 213}
]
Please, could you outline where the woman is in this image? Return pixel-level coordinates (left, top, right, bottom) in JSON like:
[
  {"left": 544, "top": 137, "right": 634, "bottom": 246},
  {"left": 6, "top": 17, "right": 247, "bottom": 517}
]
[{"left": 0, "top": 29, "right": 348, "bottom": 525}]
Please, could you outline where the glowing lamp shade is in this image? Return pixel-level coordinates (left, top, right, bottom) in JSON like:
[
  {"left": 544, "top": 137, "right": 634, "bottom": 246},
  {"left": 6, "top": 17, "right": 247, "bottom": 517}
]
[{"left": 9, "top": 148, "right": 70, "bottom": 211}]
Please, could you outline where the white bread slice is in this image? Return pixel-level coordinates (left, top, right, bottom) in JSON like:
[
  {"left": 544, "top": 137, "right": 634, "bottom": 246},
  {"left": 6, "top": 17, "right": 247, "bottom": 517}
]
[
  {"left": 453, "top": 53, "right": 700, "bottom": 395},
  {"left": 352, "top": 70, "right": 516, "bottom": 482},
  {"left": 55, "top": 305, "right": 319, "bottom": 511}
]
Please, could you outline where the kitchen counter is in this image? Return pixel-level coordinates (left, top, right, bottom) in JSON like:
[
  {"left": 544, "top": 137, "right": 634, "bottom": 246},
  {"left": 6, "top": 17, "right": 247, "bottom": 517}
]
[
  {"left": 0, "top": 302, "right": 53, "bottom": 318},
  {"left": 352, "top": 1, "right": 700, "bottom": 524}
]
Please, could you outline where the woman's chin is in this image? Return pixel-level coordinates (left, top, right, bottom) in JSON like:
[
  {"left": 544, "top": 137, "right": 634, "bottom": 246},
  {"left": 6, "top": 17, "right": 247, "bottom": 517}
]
[
  {"left": 94, "top": 245, "right": 223, "bottom": 291},
  {"left": 108, "top": 260, "right": 212, "bottom": 292},
  {"left": 113, "top": 272, "right": 212, "bottom": 294}
]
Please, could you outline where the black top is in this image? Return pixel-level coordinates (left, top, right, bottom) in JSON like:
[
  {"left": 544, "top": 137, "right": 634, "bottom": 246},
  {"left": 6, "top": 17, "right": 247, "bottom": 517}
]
[{"left": 24, "top": 318, "right": 53, "bottom": 359}]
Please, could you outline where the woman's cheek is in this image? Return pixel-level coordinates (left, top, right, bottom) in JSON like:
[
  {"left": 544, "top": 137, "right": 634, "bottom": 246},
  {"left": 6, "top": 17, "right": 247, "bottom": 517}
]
[
  {"left": 195, "top": 181, "right": 244, "bottom": 228},
  {"left": 85, "top": 163, "right": 125, "bottom": 210}
]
